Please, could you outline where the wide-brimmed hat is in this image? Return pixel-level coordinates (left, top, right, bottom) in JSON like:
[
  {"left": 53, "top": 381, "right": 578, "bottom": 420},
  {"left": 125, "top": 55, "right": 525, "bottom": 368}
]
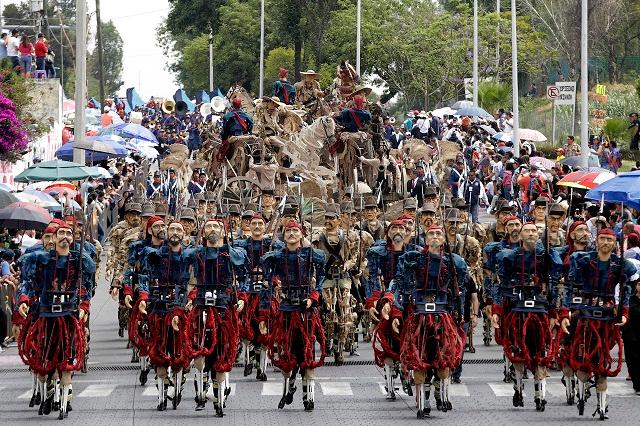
[
  {"left": 262, "top": 96, "right": 284, "bottom": 107},
  {"left": 351, "top": 84, "right": 372, "bottom": 97},
  {"left": 300, "top": 69, "right": 320, "bottom": 79}
]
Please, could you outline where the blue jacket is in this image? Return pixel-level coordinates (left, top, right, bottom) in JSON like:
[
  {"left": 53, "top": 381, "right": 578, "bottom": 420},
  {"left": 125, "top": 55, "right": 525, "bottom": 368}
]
[
  {"left": 272, "top": 79, "right": 296, "bottom": 105},
  {"left": 336, "top": 108, "right": 372, "bottom": 132}
]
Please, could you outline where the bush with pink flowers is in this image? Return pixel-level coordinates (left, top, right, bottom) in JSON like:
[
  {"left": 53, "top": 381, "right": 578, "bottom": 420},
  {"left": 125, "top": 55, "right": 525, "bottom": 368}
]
[{"left": 0, "top": 93, "right": 30, "bottom": 162}]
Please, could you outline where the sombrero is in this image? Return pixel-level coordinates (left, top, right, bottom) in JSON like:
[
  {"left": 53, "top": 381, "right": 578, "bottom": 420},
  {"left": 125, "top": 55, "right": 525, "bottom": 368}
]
[
  {"left": 300, "top": 69, "right": 320, "bottom": 79},
  {"left": 351, "top": 84, "right": 372, "bottom": 97}
]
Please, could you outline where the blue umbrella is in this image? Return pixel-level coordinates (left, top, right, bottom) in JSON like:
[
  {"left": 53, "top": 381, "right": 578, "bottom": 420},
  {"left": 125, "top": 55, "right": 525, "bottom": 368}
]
[
  {"left": 126, "top": 87, "right": 145, "bottom": 110},
  {"left": 454, "top": 106, "right": 493, "bottom": 119},
  {"left": 585, "top": 171, "right": 640, "bottom": 210},
  {"left": 55, "top": 139, "right": 128, "bottom": 162},
  {"left": 100, "top": 123, "right": 157, "bottom": 142},
  {"left": 195, "top": 90, "right": 210, "bottom": 104},
  {"left": 174, "top": 89, "right": 196, "bottom": 112}
]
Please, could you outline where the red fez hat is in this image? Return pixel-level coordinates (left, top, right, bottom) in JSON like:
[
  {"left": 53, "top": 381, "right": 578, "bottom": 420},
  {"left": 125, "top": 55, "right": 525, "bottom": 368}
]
[
  {"left": 231, "top": 97, "right": 242, "bottom": 109},
  {"left": 427, "top": 223, "right": 443, "bottom": 231},
  {"left": 502, "top": 215, "right": 521, "bottom": 225},
  {"left": 44, "top": 225, "right": 57, "bottom": 234},
  {"left": 387, "top": 219, "right": 406, "bottom": 231},
  {"left": 146, "top": 215, "right": 163, "bottom": 233},
  {"left": 597, "top": 228, "right": 616, "bottom": 238},
  {"left": 250, "top": 213, "right": 265, "bottom": 222},
  {"left": 284, "top": 220, "right": 303, "bottom": 232},
  {"left": 397, "top": 213, "right": 414, "bottom": 222}
]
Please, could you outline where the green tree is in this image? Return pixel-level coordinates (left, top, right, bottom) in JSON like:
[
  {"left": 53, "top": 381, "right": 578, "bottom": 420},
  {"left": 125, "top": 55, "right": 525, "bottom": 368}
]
[{"left": 477, "top": 81, "right": 511, "bottom": 115}]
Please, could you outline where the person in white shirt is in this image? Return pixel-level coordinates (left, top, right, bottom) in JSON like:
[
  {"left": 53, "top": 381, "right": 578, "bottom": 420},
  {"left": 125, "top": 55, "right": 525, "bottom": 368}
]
[{"left": 6, "top": 30, "right": 20, "bottom": 71}]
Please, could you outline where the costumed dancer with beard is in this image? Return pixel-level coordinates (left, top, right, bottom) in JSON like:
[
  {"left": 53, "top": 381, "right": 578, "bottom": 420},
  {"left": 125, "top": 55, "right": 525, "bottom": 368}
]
[
  {"left": 17, "top": 223, "right": 95, "bottom": 420},
  {"left": 123, "top": 215, "right": 166, "bottom": 386},
  {"left": 187, "top": 217, "right": 249, "bottom": 416},
  {"left": 392, "top": 224, "right": 467, "bottom": 418},
  {"left": 482, "top": 215, "right": 522, "bottom": 373},
  {"left": 312, "top": 203, "right": 360, "bottom": 365},
  {"left": 262, "top": 220, "right": 327, "bottom": 411},
  {"left": 563, "top": 228, "right": 635, "bottom": 420},
  {"left": 366, "top": 219, "right": 415, "bottom": 399},
  {"left": 106, "top": 203, "right": 142, "bottom": 338},
  {"left": 357, "top": 195, "right": 386, "bottom": 241},
  {"left": 492, "top": 222, "right": 563, "bottom": 412},
  {"left": 137, "top": 221, "right": 192, "bottom": 411},
  {"left": 553, "top": 221, "right": 591, "bottom": 406},
  {"left": 233, "top": 213, "right": 283, "bottom": 381}
]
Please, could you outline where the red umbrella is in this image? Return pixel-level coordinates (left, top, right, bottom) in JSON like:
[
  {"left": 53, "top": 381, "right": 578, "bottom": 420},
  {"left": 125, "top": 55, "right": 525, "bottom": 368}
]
[
  {"left": 557, "top": 170, "right": 590, "bottom": 189},
  {"left": 576, "top": 170, "right": 616, "bottom": 189}
]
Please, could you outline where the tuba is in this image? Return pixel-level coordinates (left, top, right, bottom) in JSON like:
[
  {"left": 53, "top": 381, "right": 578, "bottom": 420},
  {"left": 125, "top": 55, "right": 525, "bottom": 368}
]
[
  {"left": 162, "top": 99, "right": 176, "bottom": 114},
  {"left": 175, "top": 101, "right": 189, "bottom": 117},
  {"left": 200, "top": 103, "right": 212, "bottom": 119},
  {"left": 211, "top": 96, "right": 226, "bottom": 113}
]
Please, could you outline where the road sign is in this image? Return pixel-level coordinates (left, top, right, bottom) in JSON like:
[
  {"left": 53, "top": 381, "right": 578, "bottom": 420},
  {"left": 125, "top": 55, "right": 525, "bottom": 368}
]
[
  {"left": 554, "top": 82, "right": 577, "bottom": 106},
  {"left": 546, "top": 85, "right": 559, "bottom": 100},
  {"left": 596, "top": 84, "right": 606, "bottom": 95}
]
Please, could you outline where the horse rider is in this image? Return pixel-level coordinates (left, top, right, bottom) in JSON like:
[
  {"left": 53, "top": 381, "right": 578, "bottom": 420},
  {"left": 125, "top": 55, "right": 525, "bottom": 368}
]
[{"left": 272, "top": 67, "right": 296, "bottom": 105}]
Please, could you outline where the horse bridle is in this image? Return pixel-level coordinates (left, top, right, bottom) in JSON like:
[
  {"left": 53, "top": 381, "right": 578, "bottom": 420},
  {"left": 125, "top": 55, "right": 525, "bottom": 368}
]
[{"left": 320, "top": 117, "right": 336, "bottom": 144}]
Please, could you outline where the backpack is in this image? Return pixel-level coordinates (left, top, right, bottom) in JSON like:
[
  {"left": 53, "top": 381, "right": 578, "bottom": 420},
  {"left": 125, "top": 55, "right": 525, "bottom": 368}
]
[{"left": 608, "top": 148, "right": 622, "bottom": 168}]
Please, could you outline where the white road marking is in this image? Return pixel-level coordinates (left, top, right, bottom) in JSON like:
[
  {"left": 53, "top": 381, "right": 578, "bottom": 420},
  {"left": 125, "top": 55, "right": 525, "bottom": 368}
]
[
  {"left": 320, "top": 381, "right": 353, "bottom": 396},
  {"left": 488, "top": 382, "right": 526, "bottom": 397},
  {"left": 78, "top": 384, "right": 116, "bottom": 397},
  {"left": 261, "top": 382, "right": 282, "bottom": 396}
]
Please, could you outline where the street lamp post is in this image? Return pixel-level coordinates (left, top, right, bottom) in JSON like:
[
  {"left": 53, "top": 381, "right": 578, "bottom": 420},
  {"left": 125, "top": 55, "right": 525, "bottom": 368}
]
[
  {"left": 73, "top": 0, "right": 87, "bottom": 164},
  {"left": 580, "top": 0, "right": 590, "bottom": 168},
  {"left": 259, "top": 0, "right": 265, "bottom": 97},
  {"left": 356, "top": 0, "right": 361, "bottom": 75},
  {"left": 510, "top": 0, "right": 519, "bottom": 157},
  {"left": 473, "top": 0, "right": 479, "bottom": 106}
]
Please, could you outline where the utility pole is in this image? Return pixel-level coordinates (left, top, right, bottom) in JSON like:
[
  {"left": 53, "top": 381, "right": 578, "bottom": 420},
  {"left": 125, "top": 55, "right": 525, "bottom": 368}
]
[
  {"left": 510, "top": 0, "right": 519, "bottom": 157},
  {"left": 258, "top": 0, "right": 265, "bottom": 97},
  {"left": 356, "top": 0, "right": 361, "bottom": 75},
  {"left": 496, "top": 0, "right": 500, "bottom": 80},
  {"left": 579, "top": 0, "right": 589, "bottom": 168},
  {"left": 73, "top": 0, "right": 87, "bottom": 164},
  {"left": 473, "top": 0, "right": 478, "bottom": 106},
  {"left": 95, "top": 0, "right": 105, "bottom": 107},
  {"left": 209, "top": 28, "right": 214, "bottom": 92}
]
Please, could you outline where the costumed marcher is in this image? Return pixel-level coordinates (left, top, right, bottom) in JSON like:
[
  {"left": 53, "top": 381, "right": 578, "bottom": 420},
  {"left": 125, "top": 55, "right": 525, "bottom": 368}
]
[
  {"left": 233, "top": 213, "right": 283, "bottom": 381},
  {"left": 335, "top": 94, "right": 372, "bottom": 133},
  {"left": 219, "top": 97, "right": 254, "bottom": 162},
  {"left": 186, "top": 217, "right": 249, "bottom": 416},
  {"left": 17, "top": 223, "right": 95, "bottom": 420},
  {"left": 357, "top": 195, "right": 386, "bottom": 241},
  {"left": 564, "top": 228, "right": 635, "bottom": 419},
  {"left": 312, "top": 203, "right": 360, "bottom": 364},
  {"left": 106, "top": 202, "right": 142, "bottom": 338},
  {"left": 137, "top": 221, "right": 192, "bottom": 411},
  {"left": 366, "top": 219, "right": 414, "bottom": 399},
  {"left": 389, "top": 224, "right": 467, "bottom": 418},
  {"left": 553, "top": 220, "right": 591, "bottom": 406},
  {"left": 295, "top": 69, "right": 326, "bottom": 118},
  {"left": 262, "top": 220, "right": 327, "bottom": 411},
  {"left": 493, "top": 222, "right": 562, "bottom": 411},
  {"left": 272, "top": 68, "right": 296, "bottom": 105}
]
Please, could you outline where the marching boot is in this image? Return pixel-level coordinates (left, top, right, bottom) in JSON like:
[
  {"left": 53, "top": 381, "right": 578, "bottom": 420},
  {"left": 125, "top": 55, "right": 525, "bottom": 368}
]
[
  {"left": 29, "top": 374, "right": 39, "bottom": 407},
  {"left": 424, "top": 382, "right": 432, "bottom": 415},
  {"left": 66, "top": 385, "right": 72, "bottom": 412},
  {"left": 38, "top": 381, "right": 49, "bottom": 415},
  {"left": 139, "top": 356, "right": 150, "bottom": 386},
  {"left": 302, "top": 379, "right": 315, "bottom": 411},
  {"left": 443, "top": 378, "right": 452, "bottom": 410},
  {"left": 52, "top": 379, "right": 61, "bottom": 412},
  {"left": 195, "top": 369, "right": 206, "bottom": 411},
  {"left": 156, "top": 376, "right": 166, "bottom": 411},
  {"left": 593, "top": 391, "right": 608, "bottom": 420},
  {"left": 434, "top": 380, "right": 444, "bottom": 411},
  {"left": 513, "top": 372, "right": 524, "bottom": 408},
  {"left": 503, "top": 357, "right": 513, "bottom": 382},
  {"left": 439, "top": 378, "right": 449, "bottom": 412},
  {"left": 131, "top": 348, "right": 139, "bottom": 363},
  {"left": 416, "top": 384, "right": 427, "bottom": 419},
  {"left": 171, "top": 370, "right": 183, "bottom": 409},
  {"left": 384, "top": 364, "right": 396, "bottom": 400},
  {"left": 535, "top": 380, "right": 547, "bottom": 411},
  {"left": 58, "top": 384, "right": 70, "bottom": 420},
  {"left": 222, "top": 373, "right": 231, "bottom": 407},
  {"left": 278, "top": 377, "right": 290, "bottom": 409},
  {"left": 256, "top": 348, "right": 268, "bottom": 381},
  {"left": 562, "top": 375, "right": 576, "bottom": 405},
  {"left": 401, "top": 371, "right": 413, "bottom": 396},
  {"left": 212, "top": 379, "right": 224, "bottom": 417},
  {"left": 577, "top": 380, "right": 586, "bottom": 415},
  {"left": 242, "top": 342, "right": 253, "bottom": 377}
]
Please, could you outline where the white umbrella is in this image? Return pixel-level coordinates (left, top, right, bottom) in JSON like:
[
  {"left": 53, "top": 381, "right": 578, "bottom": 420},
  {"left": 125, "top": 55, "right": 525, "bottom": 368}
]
[
  {"left": 515, "top": 128, "right": 547, "bottom": 142},
  {"left": 0, "top": 182, "right": 16, "bottom": 192},
  {"left": 87, "top": 166, "right": 112, "bottom": 179},
  {"left": 451, "top": 100, "right": 474, "bottom": 109},
  {"left": 15, "top": 191, "right": 61, "bottom": 208},
  {"left": 138, "top": 146, "right": 159, "bottom": 159},
  {"left": 431, "top": 107, "right": 456, "bottom": 118},
  {"left": 479, "top": 125, "right": 497, "bottom": 136}
]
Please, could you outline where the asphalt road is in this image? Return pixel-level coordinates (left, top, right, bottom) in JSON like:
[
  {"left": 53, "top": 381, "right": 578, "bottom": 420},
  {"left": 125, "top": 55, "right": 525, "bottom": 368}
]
[{"left": 1, "top": 247, "right": 638, "bottom": 425}]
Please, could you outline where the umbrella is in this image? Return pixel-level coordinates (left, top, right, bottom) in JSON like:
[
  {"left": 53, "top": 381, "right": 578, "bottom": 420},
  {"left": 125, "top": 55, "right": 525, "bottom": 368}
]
[
  {"left": 576, "top": 170, "right": 616, "bottom": 189},
  {"left": 14, "top": 160, "right": 93, "bottom": 183},
  {"left": 492, "top": 132, "right": 511, "bottom": 142},
  {"left": 478, "top": 125, "right": 497, "bottom": 136},
  {"left": 0, "top": 201, "right": 51, "bottom": 230},
  {"left": 15, "top": 191, "right": 61, "bottom": 208},
  {"left": 451, "top": 100, "right": 474, "bottom": 109},
  {"left": 137, "top": 146, "right": 158, "bottom": 159},
  {"left": 45, "top": 181, "right": 76, "bottom": 191},
  {"left": 558, "top": 170, "right": 591, "bottom": 189},
  {"left": 431, "top": 107, "right": 456, "bottom": 118},
  {"left": 100, "top": 123, "right": 157, "bottom": 142},
  {"left": 0, "top": 190, "right": 19, "bottom": 209},
  {"left": 86, "top": 166, "right": 112, "bottom": 179},
  {"left": 585, "top": 171, "right": 640, "bottom": 210},
  {"left": 560, "top": 155, "right": 600, "bottom": 169},
  {"left": 131, "top": 138, "right": 158, "bottom": 148},
  {"left": 45, "top": 186, "right": 77, "bottom": 198},
  {"left": 454, "top": 106, "right": 493, "bottom": 119},
  {"left": 75, "top": 137, "right": 130, "bottom": 156},
  {"left": 516, "top": 128, "right": 547, "bottom": 142},
  {"left": 529, "top": 156, "right": 556, "bottom": 170}
]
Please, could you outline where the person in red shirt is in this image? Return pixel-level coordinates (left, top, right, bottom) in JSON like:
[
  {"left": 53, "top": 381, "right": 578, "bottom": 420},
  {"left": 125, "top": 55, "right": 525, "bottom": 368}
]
[{"left": 34, "top": 33, "right": 48, "bottom": 73}]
